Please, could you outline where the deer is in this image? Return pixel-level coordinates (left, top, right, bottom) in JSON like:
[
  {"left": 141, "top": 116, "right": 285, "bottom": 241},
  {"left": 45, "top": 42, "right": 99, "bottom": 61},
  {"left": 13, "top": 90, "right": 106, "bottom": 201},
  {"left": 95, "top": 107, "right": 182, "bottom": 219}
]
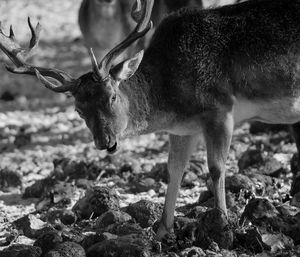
[
  {"left": 1, "top": 0, "right": 300, "bottom": 240},
  {"left": 78, "top": 0, "right": 238, "bottom": 63}
]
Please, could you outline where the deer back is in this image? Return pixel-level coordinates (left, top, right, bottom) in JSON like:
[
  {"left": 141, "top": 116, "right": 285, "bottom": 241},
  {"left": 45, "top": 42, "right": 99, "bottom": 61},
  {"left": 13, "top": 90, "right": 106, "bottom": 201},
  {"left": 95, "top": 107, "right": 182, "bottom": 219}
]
[{"left": 140, "top": 0, "right": 300, "bottom": 118}]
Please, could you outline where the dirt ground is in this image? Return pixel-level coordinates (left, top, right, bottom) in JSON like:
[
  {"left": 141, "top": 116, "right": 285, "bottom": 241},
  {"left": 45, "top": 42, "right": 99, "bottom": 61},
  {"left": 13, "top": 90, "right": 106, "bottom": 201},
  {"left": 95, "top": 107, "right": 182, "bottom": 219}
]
[{"left": 0, "top": 1, "right": 300, "bottom": 256}]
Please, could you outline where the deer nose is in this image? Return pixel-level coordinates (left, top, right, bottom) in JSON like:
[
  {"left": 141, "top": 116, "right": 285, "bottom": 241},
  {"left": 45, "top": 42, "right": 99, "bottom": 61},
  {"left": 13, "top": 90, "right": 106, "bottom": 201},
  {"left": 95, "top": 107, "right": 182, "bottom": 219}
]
[{"left": 94, "top": 136, "right": 109, "bottom": 150}]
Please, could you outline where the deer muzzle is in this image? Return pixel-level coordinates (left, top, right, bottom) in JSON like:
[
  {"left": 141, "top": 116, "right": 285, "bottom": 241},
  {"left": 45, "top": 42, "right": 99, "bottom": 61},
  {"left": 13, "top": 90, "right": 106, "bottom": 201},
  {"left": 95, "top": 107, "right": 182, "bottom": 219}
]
[{"left": 94, "top": 134, "right": 118, "bottom": 154}]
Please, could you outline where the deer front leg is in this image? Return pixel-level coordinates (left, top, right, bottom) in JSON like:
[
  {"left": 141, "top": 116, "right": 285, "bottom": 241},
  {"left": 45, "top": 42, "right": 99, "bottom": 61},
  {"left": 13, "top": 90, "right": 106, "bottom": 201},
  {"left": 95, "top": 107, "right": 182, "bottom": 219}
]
[
  {"left": 205, "top": 111, "right": 234, "bottom": 215},
  {"left": 156, "top": 134, "right": 199, "bottom": 240}
]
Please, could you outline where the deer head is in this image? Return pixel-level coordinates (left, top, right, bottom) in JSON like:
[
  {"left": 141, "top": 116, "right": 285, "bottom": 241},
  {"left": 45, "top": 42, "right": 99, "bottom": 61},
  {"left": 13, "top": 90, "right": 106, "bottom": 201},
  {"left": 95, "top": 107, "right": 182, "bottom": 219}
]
[{"left": 0, "top": 0, "right": 154, "bottom": 153}]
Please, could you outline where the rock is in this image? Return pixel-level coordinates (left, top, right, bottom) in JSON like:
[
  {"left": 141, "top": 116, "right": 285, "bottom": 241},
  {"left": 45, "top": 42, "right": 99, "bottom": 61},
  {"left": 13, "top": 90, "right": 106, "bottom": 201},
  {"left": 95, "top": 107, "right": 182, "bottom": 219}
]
[
  {"left": 119, "top": 158, "right": 141, "bottom": 175},
  {"left": 198, "top": 191, "right": 213, "bottom": 205},
  {"left": 53, "top": 158, "right": 103, "bottom": 181},
  {"left": 99, "top": 232, "right": 118, "bottom": 241},
  {"left": 101, "top": 222, "right": 144, "bottom": 236},
  {"left": 261, "top": 233, "right": 294, "bottom": 253},
  {"left": 46, "top": 182, "right": 75, "bottom": 207},
  {"left": 0, "top": 168, "right": 22, "bottom": 191},
  {"left": 148, "top": 162, "right": 169, "bottom": 183},
  {"left": 13, "top": 214, "right": 54, "bottom": 239},
  {"left": 0, "top": 90, "right": 15, "bottom": 101},
  {"left": 80, "top": 233, "right": 103, "bottom": 250},
  {"left": 45, "top": 241, "right": 86, "bottom": 257},
  {"left": 132, "top": 178, "right": 156, "bottom": 193},
  {"left": 13, "top": 127, "right": 31, "bottom": 148},
  {"left": 291, "top": 174, "right": 300, "bottom": 196},
  {"left": 195, "top": 208, "right": 233, "bottom": 249},
  {"left": 219, "top": 249, "right": 238, "bottom": 257},
  {"left": 95, "top": 210, "right": 132, "bottom": 229},
  {"left": 86, "top": 234, "right": 151, "bottom": 257},
  {"left": 235, "top": 227, "right": 270, "bottom": 253},
  {"left": 53, "top": 158, "right": 88, "bottom": 180},
  {"left": 290, "top": 153, "right": 299, "bottom": 175},
  {"left": 199, "top": 192, "right": 236, "bottom": 209},
  {"left": 182, "top": 171, "right": 198, "bottom": 188},
  {"left": 262, "top": 158, "right": 285, "bottom": 177},
  {"left": 72, "top": 186, "right": 120, "bottom": 220},
  {"left": 238, "top": 149, "right": 264, "bottom": 171},
  {"left": 291, "top": 192, "right": 300, "bottom": 208},
  {"left": 248, "top": 174, "right": 274, "bottom": 195},
  {"left": 75, "top": 179, "right": 92, "bottom": 190},
  {"left": 240, "top": 198, "right": 279, "bottom": 225},
  {"left": 34, "top": 231, "right": 63, "bottom": 256},
  {"left": 124, "top": 200, "right": 163, "bottom": 228},
  {"left": 46, "top": 209, "right": 76, "bottom": 225},
  {"left": 241, "top": 198, "right": 300, "bottom": 245},
  {"left": 23, "top": 178, "right": 55, "bottom": 199},
  {"left": 185, "top": 206, "right": 208, "bottom": 219},
  {"left": 61, "top": 228, "right": 85, "bottom": 244},
  {"left": 276, "top": 204, "right": 299, "bottom": 218},
  {"left": 0, "top": 228, "right": 18, "bottom": 247},
  {"left": 249, "top": 122, "right": 287, "bottom": 134},
  {"left": 0, "top": 244, "right": 42, "bottom": 257},
  {"left": 225, "top": 174, "right": 255, "bottom": 194},
  {"left": 179, "top": 246, "right": 205, "bottom": 257},
  {"left": 174, "top": 217, "right": 197, "bottom": 249}
]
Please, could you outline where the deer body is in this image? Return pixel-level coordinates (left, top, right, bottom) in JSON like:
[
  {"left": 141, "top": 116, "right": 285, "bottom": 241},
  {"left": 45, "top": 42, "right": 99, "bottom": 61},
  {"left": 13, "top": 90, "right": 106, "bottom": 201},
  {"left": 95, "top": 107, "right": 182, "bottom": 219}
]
[
  {"left": 94, "top": 0, "right": 300, "bottom": 236},
  {"left": 117, "top": 0, "right": 300, "bottom": 135},
  {"left": 1, "top": 0, "right": 300, "bottom": 241}
]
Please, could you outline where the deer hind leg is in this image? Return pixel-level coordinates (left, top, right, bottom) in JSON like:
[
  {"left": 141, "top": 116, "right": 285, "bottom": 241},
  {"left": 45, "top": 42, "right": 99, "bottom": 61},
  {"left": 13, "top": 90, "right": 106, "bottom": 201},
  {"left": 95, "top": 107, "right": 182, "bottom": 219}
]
[
  {"left": 156, "top": 134, "right": 199, "bottom": 240},
  {"left": 204, "top": 111, "right": 234, "bottom": 215}
]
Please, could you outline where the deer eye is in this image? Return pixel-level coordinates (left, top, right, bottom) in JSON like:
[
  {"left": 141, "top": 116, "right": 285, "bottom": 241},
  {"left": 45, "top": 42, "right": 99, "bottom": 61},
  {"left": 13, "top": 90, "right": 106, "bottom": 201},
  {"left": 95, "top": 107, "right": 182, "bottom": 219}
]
[{"left": 111, "top": 94, "right": 117, "bottom": 103}]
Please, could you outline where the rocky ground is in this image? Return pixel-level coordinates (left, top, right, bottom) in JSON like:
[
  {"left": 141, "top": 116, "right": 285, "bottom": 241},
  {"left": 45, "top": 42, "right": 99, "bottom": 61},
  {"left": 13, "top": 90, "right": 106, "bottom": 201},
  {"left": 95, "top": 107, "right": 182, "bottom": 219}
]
[{"left": 0, "top": 0, "right": 300, "bottom": 256}]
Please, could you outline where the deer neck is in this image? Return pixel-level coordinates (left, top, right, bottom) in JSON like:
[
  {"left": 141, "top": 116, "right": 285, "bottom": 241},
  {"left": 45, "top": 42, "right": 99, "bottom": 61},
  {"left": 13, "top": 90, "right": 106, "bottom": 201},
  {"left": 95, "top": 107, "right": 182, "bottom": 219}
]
[{"left": 119, "top": 62, "right": 171, "bottom": 137}]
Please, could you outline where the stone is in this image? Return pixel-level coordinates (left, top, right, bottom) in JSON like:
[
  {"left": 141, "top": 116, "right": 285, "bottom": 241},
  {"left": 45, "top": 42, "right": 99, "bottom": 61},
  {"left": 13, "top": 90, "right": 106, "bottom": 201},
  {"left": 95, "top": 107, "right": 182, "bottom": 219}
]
[
  {"left": 86, "top": 234, "right": 151, "bottom": 257},
  {"left": 72, "top": 186, "right": 120, "bottom": 220},
  {"left": 240, "top": 198, "right": 279, "bottom": 224},
  {"left": 262, "top": 158, "right": 285, "bottom": 177},
  {"left": 23, "top": 178, "right": 55, "bottom": 199},
  {"left": 45, "top": 241, "right": 86, "bottom": 257},
  {"left": 46, "top": 209, "right": 76, "bottom": 225},
  {"left": 182, "top": 171, "right": 198, "bottom": 188},
  {"left": 179, "top": 246, "right": 205, "bottom": 257},
  {"left": 132, "top": 178, "right": 156, "bottom": 193},
  {"left": 124, "top": 200, "right": 163, "bottom": 228},
  {"left": 291, "top": 174, "right": 300, "bottom": 196},
  {"left": 238, "top": 149, "right": 264, "bottom": 171},
  {"left": 34, "top": 231, "right": 63, "bottom": 256},
  {"left": 95, "top": 210, "right": 132, "bottom": 229},
  {"left": 148, "top": 162, "right": 169, "bottom": 183},
  {"left": 235, "top": 227, "right": 270, "bottom": 253},
  {"left": 195, "top": 208, "right": 233, "bottom": 249},
  {"left": 0, "top": 244, "right": 42, "bottom": 257},
  {"left": 0, "top": 168, "right": 22, "bottom": 191},
  {"left": 225, "top": 174, "right": 255, "bottom": 194},
  {"left": 13, "top": 214, "right": 53, "bottom": 239},
  {"left": 261, "top": 233, "right": 294, "bottom": 253}
]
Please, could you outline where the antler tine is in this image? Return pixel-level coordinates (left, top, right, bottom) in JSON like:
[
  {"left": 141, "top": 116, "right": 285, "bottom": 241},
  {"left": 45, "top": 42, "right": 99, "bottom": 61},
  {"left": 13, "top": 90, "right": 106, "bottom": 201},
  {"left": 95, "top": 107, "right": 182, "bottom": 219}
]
[
  {"left": 27, "top": 17, "right": 41, "bottom": 52},
  {"left": 0, "top": 18, "right": 79, "bottom": 93},
  {"left": 97, "top": 0, "right": 154, "bottom": 78}
]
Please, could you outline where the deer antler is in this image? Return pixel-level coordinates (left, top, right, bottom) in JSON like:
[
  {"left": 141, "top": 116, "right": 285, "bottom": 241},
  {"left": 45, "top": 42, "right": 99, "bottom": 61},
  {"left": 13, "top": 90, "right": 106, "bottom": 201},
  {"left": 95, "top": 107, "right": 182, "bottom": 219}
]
[
  {"left": 94, "top": 0, "right": 154, "bottom": 79},
  {"left": 0, "top": 18, "right": 79, "bottom": 93}
]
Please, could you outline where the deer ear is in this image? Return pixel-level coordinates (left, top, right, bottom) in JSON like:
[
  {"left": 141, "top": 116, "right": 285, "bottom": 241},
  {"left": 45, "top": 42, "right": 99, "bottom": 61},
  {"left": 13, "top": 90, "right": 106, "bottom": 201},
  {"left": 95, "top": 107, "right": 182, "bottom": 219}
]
[{"left": 110, "top": 50, "right": 144, "bottom": 81}]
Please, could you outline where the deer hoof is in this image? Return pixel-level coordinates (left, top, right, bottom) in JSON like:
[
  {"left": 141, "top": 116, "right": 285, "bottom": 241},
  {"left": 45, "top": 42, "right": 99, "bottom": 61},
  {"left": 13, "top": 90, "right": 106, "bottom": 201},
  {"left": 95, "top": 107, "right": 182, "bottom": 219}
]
[{"left": 155, "top": 222, "right": 174, "bottom": 241}]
